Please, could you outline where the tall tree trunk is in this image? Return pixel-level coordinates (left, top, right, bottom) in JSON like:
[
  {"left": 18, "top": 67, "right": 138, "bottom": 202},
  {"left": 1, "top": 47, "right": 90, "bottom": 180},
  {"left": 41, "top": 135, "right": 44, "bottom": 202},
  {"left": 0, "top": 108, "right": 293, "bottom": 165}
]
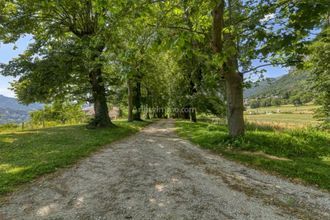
[
  {"left": 88, "top": 67, "right": 113, "bottom": 128},
  {"left": 190, "top": 108, "right": 197, "bottom": 122},
  {"left": 224, "top": 67, "right": 245, "bottom": 137},
  {"left": 189, "top": 73, "right": 198, "bottom": 123},
  {"left": 182, "top": 106, "right": 190, "bottom": 119},
  {"left": 183, "top": 3, "right": 199, "bottom": 124},
  {"left": 145, "top": 89, "right": 151, "bottom": 120},
  {"left": 212, "top": 0, "right": 245, "bottom": 137},
  {"left": 127, "top": 79, "right": 133, "bottom": 122},
  {"left": 86, "top": 42, "right": 113, "bottom": 128},
  {"left": 133, "top": 80, "right": 142, "bottom": 121},
  {"left": 223, "top": 50, "right": 245, "bottom": 137}
]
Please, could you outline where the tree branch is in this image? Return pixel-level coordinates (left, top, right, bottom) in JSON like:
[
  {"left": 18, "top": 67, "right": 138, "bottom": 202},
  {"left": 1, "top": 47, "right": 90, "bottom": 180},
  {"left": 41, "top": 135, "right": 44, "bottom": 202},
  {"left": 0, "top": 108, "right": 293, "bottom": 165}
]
[
  {"left": 233, "top": 0, "right": 292, "bottom": 26},
  {"left": 241, "top": 63, "right": 287, "bottom": 75},
  {"left": 147, "top": 24, "right": 207, "bottom": 36}
]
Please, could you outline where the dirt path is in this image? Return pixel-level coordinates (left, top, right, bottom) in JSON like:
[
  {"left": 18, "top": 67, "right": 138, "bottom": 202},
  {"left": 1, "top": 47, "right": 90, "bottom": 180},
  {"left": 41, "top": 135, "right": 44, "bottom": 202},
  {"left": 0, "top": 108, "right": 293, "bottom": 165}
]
[{"left": 1, "top": 120, "right": 329, "bottom": 220}]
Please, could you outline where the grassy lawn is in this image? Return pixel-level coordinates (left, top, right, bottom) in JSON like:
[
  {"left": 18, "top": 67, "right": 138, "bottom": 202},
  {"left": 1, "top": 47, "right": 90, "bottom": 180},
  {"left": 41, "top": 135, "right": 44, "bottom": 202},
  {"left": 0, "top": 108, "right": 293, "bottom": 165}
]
[
  {"left": 0, "top": 120, "right": 151, "bottom": 196},
  {"left": 176, "top": 120, "right": 330, "bottom": 191}
]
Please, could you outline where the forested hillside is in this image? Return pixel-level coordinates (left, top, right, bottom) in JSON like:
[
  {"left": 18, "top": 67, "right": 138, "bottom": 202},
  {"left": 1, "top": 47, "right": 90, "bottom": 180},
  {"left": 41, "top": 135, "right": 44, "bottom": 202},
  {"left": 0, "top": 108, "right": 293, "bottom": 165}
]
[
  {"left": 245, "top": 70, "right": 314, "bottom": 107},
  {"left": 244, "top": 78, "right": 277, "bottom": 98}
]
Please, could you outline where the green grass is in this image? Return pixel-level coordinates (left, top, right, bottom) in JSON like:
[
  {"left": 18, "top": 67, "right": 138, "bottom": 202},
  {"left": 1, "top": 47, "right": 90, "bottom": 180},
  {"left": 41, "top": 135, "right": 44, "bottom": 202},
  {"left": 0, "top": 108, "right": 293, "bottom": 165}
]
[
  {"left": 0, "top": 120, "right": 151, "bottom": 196},
  {"left": 176, "top": 120, "right": 330, "bottom": 191}
]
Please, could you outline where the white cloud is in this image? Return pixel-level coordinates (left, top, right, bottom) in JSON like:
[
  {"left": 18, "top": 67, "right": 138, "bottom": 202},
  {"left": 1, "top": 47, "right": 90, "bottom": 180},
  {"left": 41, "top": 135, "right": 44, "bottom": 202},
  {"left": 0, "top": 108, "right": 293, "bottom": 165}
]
[
  {"left": 260, "top": 13, "right": 275, "bottom": 23},
  {"left": 0, "top": 88, "right": 16, "bottom": 98}
]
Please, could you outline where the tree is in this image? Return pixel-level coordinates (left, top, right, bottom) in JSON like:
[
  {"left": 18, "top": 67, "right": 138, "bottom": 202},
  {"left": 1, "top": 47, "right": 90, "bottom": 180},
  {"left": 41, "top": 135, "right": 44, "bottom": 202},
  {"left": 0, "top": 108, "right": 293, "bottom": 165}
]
[
  {"left": 271, "top": 98, "right": 282, "bottom": 107},
  {"left": 109, "top": 4, "right": 162, "bottom": 121},
  {"left": 306, "top": 27, "right": 330, "bottom": 126},
  {"left": 250, "top": 100, "right": 260, "bottom": 109},
  {"left": 0, "top": 0, "right": 133, "bottom": 127},
  {"left": 210, "top": 0, "right": 328, "bottom": 136},
  {"left": 147, "top": 0, "right": 326, "bottom": 136},
  {"left": 147, "top": 0, "right": 225, "bottom": 121}
]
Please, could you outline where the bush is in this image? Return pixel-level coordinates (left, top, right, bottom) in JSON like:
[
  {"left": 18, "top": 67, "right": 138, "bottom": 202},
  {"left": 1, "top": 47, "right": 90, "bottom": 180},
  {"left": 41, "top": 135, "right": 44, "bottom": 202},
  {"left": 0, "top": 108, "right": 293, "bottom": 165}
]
[
  {"left": 0, "top": 123, "right": 19, "bottom": 130},
  {"left": 30, "top": 102, "right": 87, "bottom": 125},
  {"left": 250, "top": 100, "right": 260, "bottom": 109}
]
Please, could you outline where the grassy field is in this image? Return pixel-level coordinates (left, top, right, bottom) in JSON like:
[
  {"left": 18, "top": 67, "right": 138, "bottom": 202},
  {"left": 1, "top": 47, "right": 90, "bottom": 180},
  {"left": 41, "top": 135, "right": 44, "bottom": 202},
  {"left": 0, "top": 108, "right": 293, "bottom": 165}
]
[
  {"left": 245, "top": 114, "right": 319, "bottom": 128},
  {"left": 176, "top": 120, "right": 330, "bottom": 191},
  {"left": 244, "top": 105, "right": 321, "bottom": 128},
  {"left": 246, "top": 104, "right": 320, "bottom": 114},
  {"left": 0, "top": 120, "right": 150, "bottom": 196}
]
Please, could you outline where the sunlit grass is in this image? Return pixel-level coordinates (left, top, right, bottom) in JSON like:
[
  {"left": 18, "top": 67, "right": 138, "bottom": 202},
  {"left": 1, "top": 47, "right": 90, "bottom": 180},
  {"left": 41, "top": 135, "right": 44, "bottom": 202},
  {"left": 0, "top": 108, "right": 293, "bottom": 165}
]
[
  {"left": 0, "top": 120, "right": 151, "bottom": 196},
  {"left": 176, "top": 120, "right": 330, "bottom": 191},
  {"left": 245, "top": 113, "right": 319, "bottom": 128},
  {"left": 245, "top": 104, "right": 320, "bottom": 114},
  {"left": 0, "top": 137, "right": 16, "bottom": 143},
  {"left": 0, "top": 164, "right": 30, "bottom": 174},
  {"left": 244, "top": 104, "right": 321, "bottom": 128}
]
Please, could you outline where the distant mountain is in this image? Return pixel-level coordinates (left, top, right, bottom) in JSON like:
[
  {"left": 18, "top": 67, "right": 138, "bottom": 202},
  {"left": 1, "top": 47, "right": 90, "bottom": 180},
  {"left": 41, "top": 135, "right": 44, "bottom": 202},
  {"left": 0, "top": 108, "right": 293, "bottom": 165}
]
[
  {"left": 244, "top": 70, "right": 312, "bottom": 100},
  {"left": 244, "top": 78, "right": 277, "bottom": 98},
  {"left": 0, "top": 95, "right": 42, "bottom": 111},
  {"left": 0, "top": 95, "right": 43, "bottom": 124}
]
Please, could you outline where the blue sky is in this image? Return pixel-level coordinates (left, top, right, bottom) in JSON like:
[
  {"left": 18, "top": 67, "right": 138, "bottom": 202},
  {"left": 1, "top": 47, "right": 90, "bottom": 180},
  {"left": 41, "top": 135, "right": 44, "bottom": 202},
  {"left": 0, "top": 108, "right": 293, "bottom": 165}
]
[
  {"left": 0, "top": 36, "right": 289, "bottom": 98},
  {"left": 0, "top": 35, "right": 32, "bottom": 97}
]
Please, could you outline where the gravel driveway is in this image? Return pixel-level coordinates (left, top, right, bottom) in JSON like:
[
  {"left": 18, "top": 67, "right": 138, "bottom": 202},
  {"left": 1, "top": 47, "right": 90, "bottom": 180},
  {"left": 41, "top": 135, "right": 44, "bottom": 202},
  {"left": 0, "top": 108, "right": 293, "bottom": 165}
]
[{"left": 0, "top": 119, "right": 329, "bottom": 220}]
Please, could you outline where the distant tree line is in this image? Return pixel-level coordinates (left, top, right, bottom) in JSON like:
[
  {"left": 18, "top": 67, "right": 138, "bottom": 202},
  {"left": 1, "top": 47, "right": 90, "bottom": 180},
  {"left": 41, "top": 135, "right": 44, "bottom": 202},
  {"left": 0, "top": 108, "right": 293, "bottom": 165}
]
[{"left": 248, "top": 93, "right": 314, "bottom": 109}]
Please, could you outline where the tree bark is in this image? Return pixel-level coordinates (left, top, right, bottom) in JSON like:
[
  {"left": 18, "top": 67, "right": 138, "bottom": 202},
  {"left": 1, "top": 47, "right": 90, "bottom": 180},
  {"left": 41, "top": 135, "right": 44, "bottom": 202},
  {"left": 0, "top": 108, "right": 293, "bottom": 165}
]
[
  {"left": 212, "top": 0, "right": 245, "bottom": 137},
  {"left": 212, "top": 1, "right": 225, "bottom": 54},
  {"left": 85, "top": 41, "right": 113, "bottom": 128},
  {"left": 127, "top": 79, "right": 134, "bottom": 122},
  {"left": 145, "top": 88, "right": 151, "bottom": 120},
  {"left": 146, "top": 110, "right": 150, "bottom": 120},
  {"left": 224, "top": 68, "right": 245, "bottom": 137},
  {"left": 182, "top": 106, "right": 190, "bottom": 119},
  {"left": 88, "top": 67, "right": 113, "bottom": 128},
  {"left": 189, "top": 72, "right": 198, "bottom": 123},
  {"left": 190, "top": 108, "right": 197, "bottom": 122},
  {"left": 133, "top": 80, "right": 142, "bottom": 121}
]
